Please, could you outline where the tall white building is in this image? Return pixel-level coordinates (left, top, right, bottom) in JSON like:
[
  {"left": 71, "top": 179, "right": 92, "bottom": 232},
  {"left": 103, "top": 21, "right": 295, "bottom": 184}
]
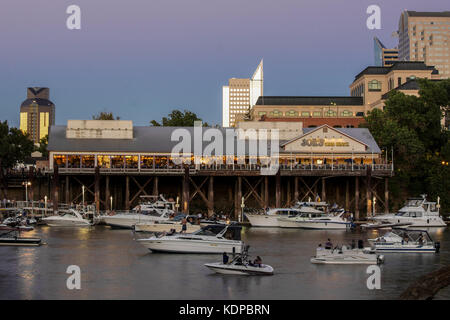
[{"left": 222, "top": 60, "right": 263, "bottom": 127}]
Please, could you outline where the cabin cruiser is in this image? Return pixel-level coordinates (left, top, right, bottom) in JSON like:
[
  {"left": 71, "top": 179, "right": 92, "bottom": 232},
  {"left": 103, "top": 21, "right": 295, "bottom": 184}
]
[
  {"left": 372, "top": 195, "right": 446, "bottom": 227},
  {"left": 136, "top": 224, "right": 243, "bottom": 254},
  {"left": 311, "top": 243, "right": 384, "bottom": 265},
  {"left": 41, "top": 209, "right": 91, "bottom": 227},
  {"left": 368, "top": 228, "right": 440, "bottom": 253},
  {"left": 134, "top": 214, "right": 202, "bottom": 233},
  {"left": 102, "top": 195, "right": 175, "bottom": 229},
  {"left": 204, "top": 245, "right": 274, "bottom": 275},
  {"left": 279, "top": 212, "right": 351, "bottom": 230},
  {"left": 245, "top": 208, "right": 304, "bottom": 227}
]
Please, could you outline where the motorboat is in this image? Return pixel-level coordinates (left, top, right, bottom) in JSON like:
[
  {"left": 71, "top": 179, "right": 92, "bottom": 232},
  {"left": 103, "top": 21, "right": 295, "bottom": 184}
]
[
  {"left": 311, "top": 244, "right": 384, "bottom": 265},
  {"left": 372, "top": 195, "right": 446, "bottom": 227},
  {"left": 136, "top": 224, "right": 243, "bottom": 254},
  {"left": 102, "top": 194, "right": 175, "bottom": 229},
  {"left": 204, "top": 245, "right": 274, "bottom": 275},
  {"left": 134, "top": 214, "right": 202, "bottom": 233},
  {"left": 245, "top": 208, "right": 304, "bottom": 227},
  {"left": 368, "top": 228, "right": 440, "bottom": 253},
  {"left": 41, "top": 209, "right": 91, "bottom": 227},
  {"left": 0, "top": 227, "right": 42, "bottom": 246}
]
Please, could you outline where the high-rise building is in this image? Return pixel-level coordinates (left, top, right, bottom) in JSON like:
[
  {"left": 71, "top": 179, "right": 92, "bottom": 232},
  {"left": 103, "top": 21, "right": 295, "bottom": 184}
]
[
  {"left": 398, "top": 10, "right": 450, "bottom": 78},
  {"left": 222, "top": 60, "right": 263, "bottom": 127},
  {"left": 373, "top": 37, "right": 399, "bottom": 66},
  {"left": 20, "top": 87, "right": 55, "bottom": 144}
]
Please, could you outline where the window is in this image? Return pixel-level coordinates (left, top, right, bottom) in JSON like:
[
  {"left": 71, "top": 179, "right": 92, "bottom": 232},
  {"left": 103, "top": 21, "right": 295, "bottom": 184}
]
[
  {"left": 269, "top": 110, "right": 283, "bottom": 117},
  {"left": 368, "top": 80, "right": 382, "bottom": 91},
  {"left": 341, "top": 110, "right": 353, "bottom": 117},
  {"left": 324, "top": 110, "right": 337, "bottom": 117},
  {"left": 301, "top": 111, "right": 310, "bottom": 117},
  {"left": 258, "top": 111, "right": 267, "bottom": 116},
  {"left": 285, "top": 110, "right": 299, "bottom": 117},
  {"left": 398, "top": 77, "right": 402, "bottom": 86},
  {"left": 313, "top": 111, "right": 322, "bottom": 117}
]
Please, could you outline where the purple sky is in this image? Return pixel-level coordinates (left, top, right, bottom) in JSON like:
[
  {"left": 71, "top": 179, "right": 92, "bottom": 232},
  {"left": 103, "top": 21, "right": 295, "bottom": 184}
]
[{"left": 0, "top": 0, "right": 448, "bottom": 127}]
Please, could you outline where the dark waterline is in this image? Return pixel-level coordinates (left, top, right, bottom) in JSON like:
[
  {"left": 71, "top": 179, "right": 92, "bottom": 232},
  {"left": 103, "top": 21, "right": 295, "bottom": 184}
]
[{"left": 1, "top": 225, "right": 449, "bottom": 300}]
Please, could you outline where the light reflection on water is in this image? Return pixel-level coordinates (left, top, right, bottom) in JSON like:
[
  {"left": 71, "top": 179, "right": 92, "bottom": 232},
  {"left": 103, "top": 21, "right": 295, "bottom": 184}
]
[{"left": 0, "top": 225, "right": 449, "bottom": 299}]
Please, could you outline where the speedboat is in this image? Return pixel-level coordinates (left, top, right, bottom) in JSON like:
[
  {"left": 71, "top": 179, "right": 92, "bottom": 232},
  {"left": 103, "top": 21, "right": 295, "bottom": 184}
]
[
  {"left": 311, "top": 245, "right": 384, "bottom": 265},
  {"left": 134, "top": 214, "right": 202, "bottom": 233},
  {"left": 136, "top": 224, "right": 243, "bottom": 254},
  {"left": 41, "top": 209, "right": 91, "bottom": 227},
  {"left": 368, "top": 228, "right": 440, "bottom": 253},
  {"left": 204, "top": 246, "right": 274, "bottom": 275},
  {"left": 102, "top": 194, "right": 175, "bottom": 229},
  {"left": 245, "top": 208, "right": 304, "bottom": 227},
  {"left": 372, "top": 195, "right": 446, "bottom": 227}
]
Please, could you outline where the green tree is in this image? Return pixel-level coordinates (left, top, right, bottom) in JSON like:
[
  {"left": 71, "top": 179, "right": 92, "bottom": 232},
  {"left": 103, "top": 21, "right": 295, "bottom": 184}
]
[
  {"left": 92, "top": 111, "right": 120, "bottom": 120},
  {"left": 150, "top": 109, "right": 209, "bottom": 127},
  {"left": 36, "top": 134, "right": 49, "bottom": 158},
  {"left": 0, "top": 121, "right": 35, "bottom": 197},
  {"left": 362, "top": 79, "right": 450, "bottom": 214}
]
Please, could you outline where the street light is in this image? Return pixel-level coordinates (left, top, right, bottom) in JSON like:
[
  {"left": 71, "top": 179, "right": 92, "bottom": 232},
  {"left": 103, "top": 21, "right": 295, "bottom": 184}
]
[
  {"left": 110, "top": 196, "right": 113, "bottom": 211},
  {"left": 44, "top": 195, "right": 48, "bottom": 217},
  {"left": 82, "top": 185, "right": 85, "bottom": 208},
  {"left": 22, "top": 181, "right": 31, "bottom": 203}
]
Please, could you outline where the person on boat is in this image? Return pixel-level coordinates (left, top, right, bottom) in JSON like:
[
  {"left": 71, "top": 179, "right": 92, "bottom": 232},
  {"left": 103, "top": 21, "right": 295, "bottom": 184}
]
[
  {"left": 317, "top": 244, "right": 324, "bottom": 251},
  {"left": 223, "top": 252, "right": 229, "bottom": 264},
  {"left": 181, "top": 218, "right": 187, "bottom": 233},
  {"left": 418, "top": 234, "right": 424, "bottom": 246},
  {"left": 325, "top": 239, "right": 333, "bottom": 249},
  {"left": 253, "top": 256, "right": 262, "bottom": 267}
]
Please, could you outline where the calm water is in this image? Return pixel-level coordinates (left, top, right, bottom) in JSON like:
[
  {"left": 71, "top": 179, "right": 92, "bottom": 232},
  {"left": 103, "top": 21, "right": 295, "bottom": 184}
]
[{"left": 1, "top": 225, "right": 450, "bottom": 300}]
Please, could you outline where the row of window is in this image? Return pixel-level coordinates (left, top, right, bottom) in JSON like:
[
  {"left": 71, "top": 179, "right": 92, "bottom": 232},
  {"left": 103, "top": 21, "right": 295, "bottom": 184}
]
[{"left": 257, "top": 110, "right": 356, "bottom": 117}]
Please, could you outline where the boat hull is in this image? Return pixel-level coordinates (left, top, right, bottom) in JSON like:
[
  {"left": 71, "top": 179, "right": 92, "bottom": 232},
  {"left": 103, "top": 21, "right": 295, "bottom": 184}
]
[
  {"left": 0, "top": 238, "right": 42, "bottom": 246},
  {"left": 245, "top": 214, "right": 279, "bottom": 227},
  {"left": 372, "top": 216, "right": 446, "bottom": 227},
  {"left": 204, "top": 263, "right": 274, "bottom": 275},
  {"left": 103, "top": 215, "right": 168, "bottom": 229},
  {"left": 289, "top": 221, "right": 350, "bottom": 230},
  {"left": 41, "top": 219, "right": 90, "bottom": 227},
  {"left": 134, "top": 223, "right": 201, "bottom": 233},
  {"left": 137, "top": 238, "right": 243, "bottom": 254},
  {"left": 372, "top": 244, "right": 436, "bottom": 253}
]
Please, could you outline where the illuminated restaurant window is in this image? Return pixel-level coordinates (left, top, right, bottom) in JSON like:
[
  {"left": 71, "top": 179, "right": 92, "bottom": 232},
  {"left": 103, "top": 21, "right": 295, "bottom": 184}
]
[
  {"left": 141, "top": 156, "right": 153, "bottom": 169},
  {"left": 82, "top": 155, "right": 95, "bottom": 168},
  {"left": 301, "top": 111, "right": 310, "bottom": 117},
  {"left": 269, "top": 110, "right": 283, "bottom": 117},
  {"left": 97, "top": 155, "right": 110, "bottom": 168},
  {"left": 125, "top": 156, "right": 138, "bottom": 168},
  {"left": 53, "top": 155, "right": 67, "bottom": 168},
  {"left": 68, "top": 155, "right": 81, "bottom": 168},
  {"left": 111, "top": 155, "right": 124, "bottom": 168},
  {"left": 285, "top": 110, "right": 299, "bottom": 117},
  {"left": 341, "top": 110, "right": 353, "bottom": 117},
  {"left": 155, "top": 156, "right": 168, "bottom": 168},
  {"left": 313, "top": 111, "right": 322, "bottom": 117},
  {"left": 325, "top": 110, "right": 337, "bottom": 117}
]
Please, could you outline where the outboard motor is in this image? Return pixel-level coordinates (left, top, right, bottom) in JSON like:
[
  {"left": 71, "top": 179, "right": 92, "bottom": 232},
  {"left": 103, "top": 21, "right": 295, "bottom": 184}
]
[
  {"left": 435, "top": 242, "right": 441, "bottom": 253},
  {"left": 358, "top": 239, "right": 364, "bottom": 249}
]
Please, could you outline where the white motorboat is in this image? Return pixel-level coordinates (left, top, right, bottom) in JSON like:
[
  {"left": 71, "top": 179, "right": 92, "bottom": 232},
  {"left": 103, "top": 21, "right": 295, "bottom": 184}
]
[
  {"left": 311, "top": 245, "right": 384, "bottom": 265},
  {"left": 102, "top": 194, "right": 175, "bottom": 229},
  {"left": 134, "top": 215, "right": 201, "bottom": 233},
  {"left": 136, "top": 224, "right": 243, "bottom": 254},
  {"left": 372, "top": 195, "right": 446, "bottom": 227},
  {"left": 245, "top": 208, "right": 304, "bottom": 227},
  {"left": 204, "top": 246, "right": 274, "bottom": 275},
  {"left": 41, "top": 209, "right": 91, "bottom": 227},
  {"left": 368, "top": 228, "right": 440, "bottom": 253}
]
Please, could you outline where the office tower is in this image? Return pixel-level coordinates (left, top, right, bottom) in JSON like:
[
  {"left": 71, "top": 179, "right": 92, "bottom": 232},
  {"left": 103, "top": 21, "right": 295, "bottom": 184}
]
[
  {"left": 374, "top": 37, "right": 399, "bottom": 66},
  {"left": 398, "top": 10, "right": 450, "bottom": 78},
  {"left": 20, "top": 87, "right": 55, "bottom": 144},
  {"left": 222, "top": 60, "right": 263, "bottom": 127}
]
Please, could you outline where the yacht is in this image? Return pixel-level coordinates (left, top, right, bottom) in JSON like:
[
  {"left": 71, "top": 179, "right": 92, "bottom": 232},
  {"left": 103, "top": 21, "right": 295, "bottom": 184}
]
[
  {"left": 245, "top": 208, "right": 304, "bottom": 227},
  {"left": 41, "top": 209, "right": 91, "bottom": 227},
  {"left": 368, "top": 228, "right": 440, "bottom": 253},
  {"left": 136, "top": 224, "right": 243, "bottom": 254},
  {"left": 102, "top": 194, "right": 175, "bottom": 229},
  {"left": 372, "top": 195, "right": 446, "bottom": 227},
  {"left": 311, "top": 246, "right": 384, "bottom": 265},
  {"left": 204, "top": 246, "right": 274, "bottom": 275},
  {"left": 134, "top": 215, "right": 201, "bottom": 233}
]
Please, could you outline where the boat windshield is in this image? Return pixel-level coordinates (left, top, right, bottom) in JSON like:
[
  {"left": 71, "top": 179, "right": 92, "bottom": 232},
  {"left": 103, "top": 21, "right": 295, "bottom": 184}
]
[
  {"left": 395, "top": 211, "right": 423, "bottom": 217},
  {"left": 405, "top": 199, "right": 422, "bottom": 207}
]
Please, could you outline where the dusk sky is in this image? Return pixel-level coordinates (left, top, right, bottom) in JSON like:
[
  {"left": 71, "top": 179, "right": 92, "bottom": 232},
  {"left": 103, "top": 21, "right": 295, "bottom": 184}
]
[{"left": 1, "top": 0, "right": 448, "bottom": 127}]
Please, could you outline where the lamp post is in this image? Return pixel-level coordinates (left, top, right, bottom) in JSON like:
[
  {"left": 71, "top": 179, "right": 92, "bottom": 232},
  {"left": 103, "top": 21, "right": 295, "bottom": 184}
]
[
  {"left": 110, "top": 196, "right": 113, "bottom": 211},
  {"left": 23, "top": 181, "right": 31, "bottom": 203},
  {"left": 240, "top": 196, "right": 245, "bottom": 223},
  {"left": 44, "top": 195, "right": 47, "bottom": 217},
  {"left": 82, "top": 185, "right": 85, "bottom": 208}
]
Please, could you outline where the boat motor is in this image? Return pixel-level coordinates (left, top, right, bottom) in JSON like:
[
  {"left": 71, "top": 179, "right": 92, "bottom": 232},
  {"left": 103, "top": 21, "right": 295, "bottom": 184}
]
[{"left": 434, "top": 242, "right": 441, "bottom": 253}]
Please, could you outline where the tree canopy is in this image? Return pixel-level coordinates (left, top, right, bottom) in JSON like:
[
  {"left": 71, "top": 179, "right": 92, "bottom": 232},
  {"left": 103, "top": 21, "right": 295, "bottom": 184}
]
[
  {"left": 92, "top": 111, "right": 120, "bottom": 120},
  {"left": 0, "top": 121, "right": 35, "bottom": 170},
  {"left": 150, "top": 109, "right": 209, "bottom": 127},
  {"left": 36, "top": 134, "right": 49, "bottom": 158},
  {"left": 362, "top": 78, "right": 450, "bottom": 214}
]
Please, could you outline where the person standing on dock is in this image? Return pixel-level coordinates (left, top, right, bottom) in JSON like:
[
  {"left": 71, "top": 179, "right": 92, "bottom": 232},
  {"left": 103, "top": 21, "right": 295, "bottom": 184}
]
[{"left": 181, "top": 217, "right": 187, "bottom": 233}]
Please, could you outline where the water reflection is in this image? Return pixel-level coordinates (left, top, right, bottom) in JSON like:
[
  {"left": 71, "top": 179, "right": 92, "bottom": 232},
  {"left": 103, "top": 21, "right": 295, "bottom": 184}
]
[{"left": 0, "top": 225, "right": 449, "bottom": 299}]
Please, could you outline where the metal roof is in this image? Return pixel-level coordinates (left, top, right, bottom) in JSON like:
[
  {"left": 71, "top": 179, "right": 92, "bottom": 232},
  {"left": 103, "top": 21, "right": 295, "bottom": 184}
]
[
  {"left": 48, "top": 125, "right": 381, "bottom": 154},
  {"left": 255, "top": 96, "right": 364, "bottom": 106}
]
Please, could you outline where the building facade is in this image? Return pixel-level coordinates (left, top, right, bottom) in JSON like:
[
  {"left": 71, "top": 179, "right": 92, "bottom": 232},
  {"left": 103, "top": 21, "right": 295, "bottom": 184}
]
[
  {"left": 222, "top": 60, "right": 263, "bottom": 127},
  {"left": 20, "top": 87, "right": 55, "bottom": 144},
  {"left": 398, "top": 10, "right": 450, "bottom": 78},
  {"left": 374, "top": 36, "right": 399, "bottom": 67}
]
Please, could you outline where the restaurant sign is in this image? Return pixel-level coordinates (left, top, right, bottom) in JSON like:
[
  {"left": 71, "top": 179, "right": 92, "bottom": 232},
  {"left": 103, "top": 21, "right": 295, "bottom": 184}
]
[{"left": 300, "top": 138, "right": 350, "bottom": 147}]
